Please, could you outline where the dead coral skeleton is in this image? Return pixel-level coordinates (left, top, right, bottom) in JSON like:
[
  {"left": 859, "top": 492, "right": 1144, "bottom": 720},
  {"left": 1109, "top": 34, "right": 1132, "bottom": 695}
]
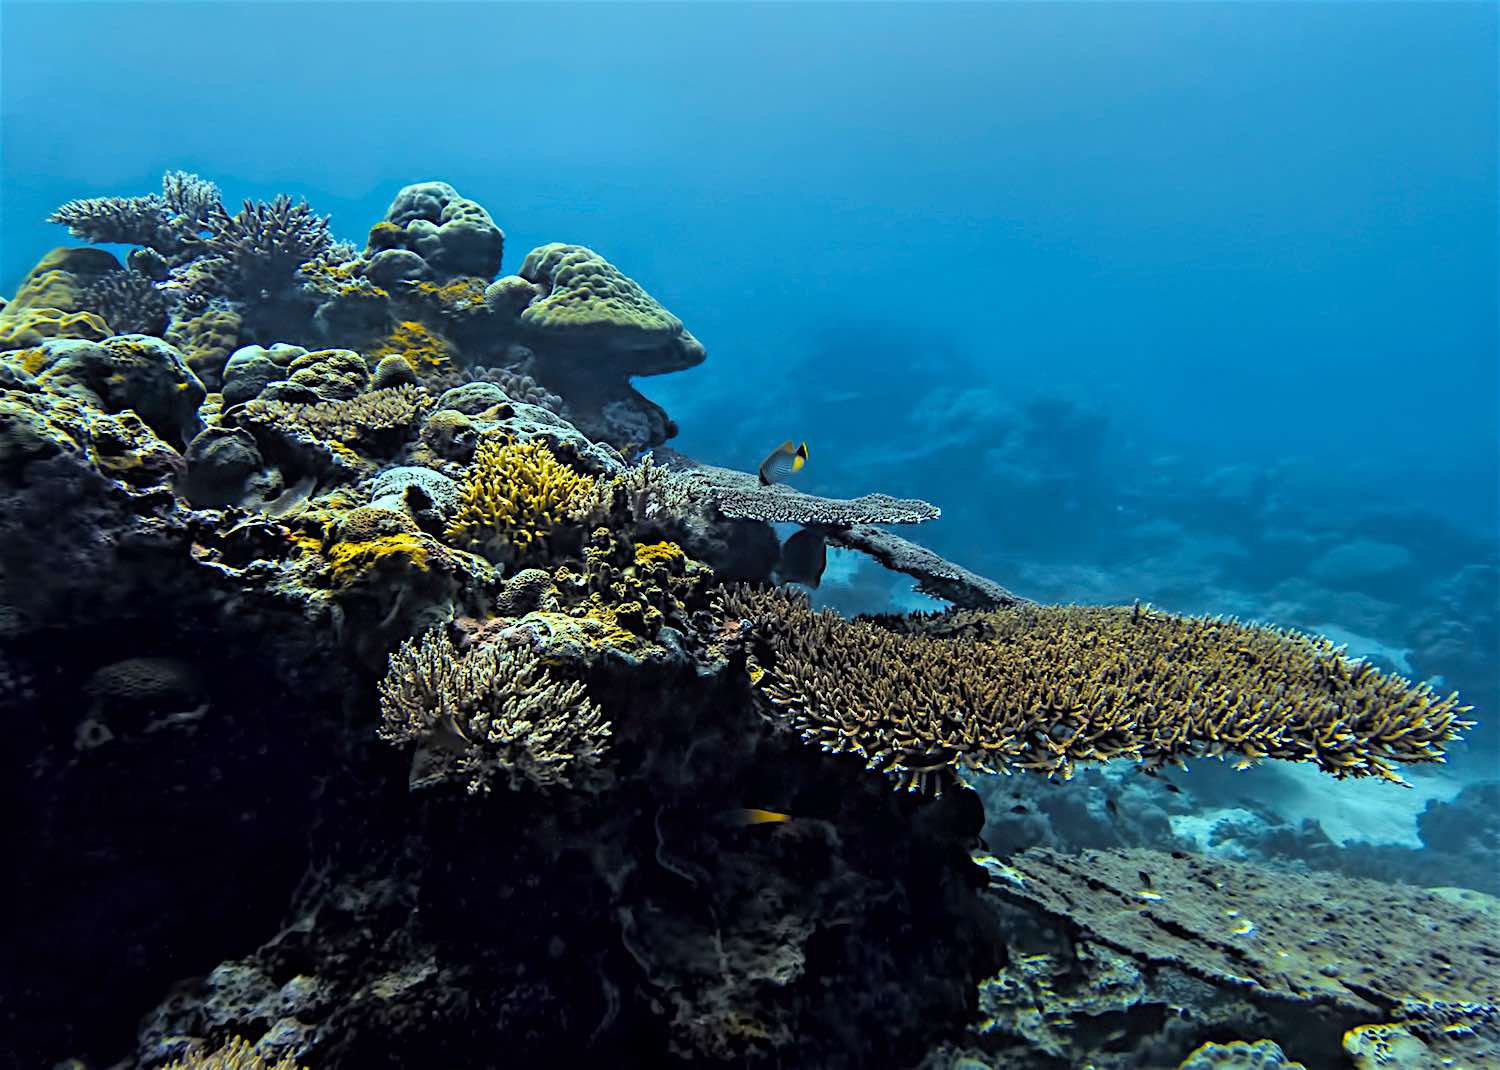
[{"left": 377, "top": 627, "right": 610, "bottom": 794}]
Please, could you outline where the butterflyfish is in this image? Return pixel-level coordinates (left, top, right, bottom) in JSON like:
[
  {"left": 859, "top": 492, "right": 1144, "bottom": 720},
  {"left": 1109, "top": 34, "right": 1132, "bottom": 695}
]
[
  {"left": 778, "top": 526, "right": 828, "bottom": 588},
  {"left": 758, "top": 441, "right": 809, "bottom": 485}
]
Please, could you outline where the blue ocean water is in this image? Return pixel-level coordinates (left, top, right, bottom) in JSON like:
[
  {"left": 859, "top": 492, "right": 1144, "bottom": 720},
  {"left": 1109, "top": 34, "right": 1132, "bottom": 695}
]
[{"left": 3, "top": 4, "right": 1498, "bottom": 1066}]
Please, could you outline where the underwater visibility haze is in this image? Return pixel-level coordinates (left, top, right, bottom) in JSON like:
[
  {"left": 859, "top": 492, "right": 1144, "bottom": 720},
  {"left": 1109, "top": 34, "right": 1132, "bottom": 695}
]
[{"left": 1, "top": 2, "right": 1496, "bottom": 1068}]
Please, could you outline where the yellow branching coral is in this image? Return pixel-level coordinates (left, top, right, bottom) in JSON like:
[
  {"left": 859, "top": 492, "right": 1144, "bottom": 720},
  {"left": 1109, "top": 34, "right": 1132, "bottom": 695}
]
[
  {"left": 719, "top": 587, "right": 1474, "bottom": 794},
  {"left": 369, "top": 319, "right": 453, "bottom": 372},
  {"left": 377, "top": 627, "right": 610, "bottom": 793},
  {"left": 159, "top": 1036, "right": 305, "bottom": 1070},
  {"left": 445, "top": 434, "right": 595, "bottom": 565}
]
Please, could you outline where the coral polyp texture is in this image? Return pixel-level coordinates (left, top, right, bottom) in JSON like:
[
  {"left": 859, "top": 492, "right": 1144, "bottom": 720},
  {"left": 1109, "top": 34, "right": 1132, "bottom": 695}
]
[
  {"left": 722, "top": 586, "right": 1470, "bottom": 792},
  {"left": 3, "top": 172, "right": 1486, "bottom": 1070}
]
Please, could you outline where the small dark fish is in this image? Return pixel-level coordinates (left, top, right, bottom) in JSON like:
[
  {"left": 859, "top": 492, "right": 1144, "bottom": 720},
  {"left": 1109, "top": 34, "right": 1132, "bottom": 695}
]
[
  {"left": 1163, "top": 782, "right": 1183, "bottom": 795},
  {"left": 778, "top": 526, "right": 828, "bottom": 588},
  {"left": 1139, "top": 870, "right": 1153, "bottom": 888},
  {"left": 1009, "top": 804, "right": 1029, "bottom": 815},
  {"left": 1104, "top": 799, "right": 1120, "bottom": 817},
  {"left": 758, "top": 440, "right": 808, "bottom": 485}
]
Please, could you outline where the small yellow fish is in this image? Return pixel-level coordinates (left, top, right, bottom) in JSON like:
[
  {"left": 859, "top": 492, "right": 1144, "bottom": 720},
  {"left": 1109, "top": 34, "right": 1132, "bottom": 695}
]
[
  {"left": 758, "top": 441, "right": 808, "bottom": 485},
  {"left": 731, "top": 807, "right": 794, "bottom": 827}
]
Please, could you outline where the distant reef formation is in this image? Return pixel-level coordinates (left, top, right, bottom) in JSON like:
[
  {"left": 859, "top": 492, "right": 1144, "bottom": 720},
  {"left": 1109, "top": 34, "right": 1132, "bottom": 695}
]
[{"left": 0, "top": 174, "right": 1485, "bottom": 1069}]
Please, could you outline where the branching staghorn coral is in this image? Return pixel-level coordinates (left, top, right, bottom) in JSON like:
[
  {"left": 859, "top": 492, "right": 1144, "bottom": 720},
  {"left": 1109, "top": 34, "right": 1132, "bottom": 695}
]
[
  {"left": 445, "top": 434, "right": 596, "bottom": 564},
  {"left": 160, "top": 170, "right": 225, "bottom": 232},
  {"left": 48, "top": 170, "right": 222, "bottom": 255},
  {"left": 49, "top": 192, "right": 176, "bottom": 248},
  {"left": 571, "top": 452, "right": 695, "bottom": 533},
  {"left": 377, "top": 627, "right": 610, "bottom": 793},
  {"left": 718, "top": 586, "right": 1473, "bottom": 793},
  {"left": 186, "top": 194, "right": 335, "bottom": 296},
  {"left": 78, "top": 268, "right": 168, "bottom": 336}
]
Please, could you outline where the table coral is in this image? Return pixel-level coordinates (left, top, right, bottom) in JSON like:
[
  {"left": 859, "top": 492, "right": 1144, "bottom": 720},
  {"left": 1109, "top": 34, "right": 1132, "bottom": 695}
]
[
  {"left": 659, "top": 450, "right": 941, "bottom": 525},
  {"left": 722, "top": 586, "right": 1472, "bottom": 792}
]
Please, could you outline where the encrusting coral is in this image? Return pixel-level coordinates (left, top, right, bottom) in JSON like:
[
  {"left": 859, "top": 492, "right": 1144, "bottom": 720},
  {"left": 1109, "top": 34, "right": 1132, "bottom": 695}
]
[
  {"left": 720, "top": 586, "right": 1473, "bottom": 792},
  {"left": 377, "top": 626, "right": 609, "bottom": 793},
  {"left": 444, "top": 433, "right": 596, "bottom": 565}
]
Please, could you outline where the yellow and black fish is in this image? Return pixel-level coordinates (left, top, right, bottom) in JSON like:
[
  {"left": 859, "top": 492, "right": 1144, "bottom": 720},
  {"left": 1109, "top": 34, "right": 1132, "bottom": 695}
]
[
  {"left": 758, "top": 440, "right": 808, "bottom": 485},
  {"left": 778, "top": 526, "right": 828, "bottom": 588}
]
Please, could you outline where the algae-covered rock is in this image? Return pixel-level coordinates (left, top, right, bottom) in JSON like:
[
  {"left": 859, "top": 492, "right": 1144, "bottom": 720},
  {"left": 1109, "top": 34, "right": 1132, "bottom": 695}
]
[
  {"left": 0, "top": 395, "right": 71, "bottom": 467},
  {"left": 183, "top": 426, "right": 270, "bottom": 508},
  {"left": 35, "top": 335, "right": 205, "bottom": 446},
  {"left": 221, "top": 343, "right": 306, "bottom": 406},
  {"left": 165, "top": 305, "right": 242, "bottom": 389},
  {"left": 0, "top": 307, "right": 113, "bottom": 350}
]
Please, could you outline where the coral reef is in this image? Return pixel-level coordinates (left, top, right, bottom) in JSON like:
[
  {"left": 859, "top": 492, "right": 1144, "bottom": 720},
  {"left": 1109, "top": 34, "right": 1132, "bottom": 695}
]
[{"left": 4, "top": 175, "right": 1488, "bottom": 1070}]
